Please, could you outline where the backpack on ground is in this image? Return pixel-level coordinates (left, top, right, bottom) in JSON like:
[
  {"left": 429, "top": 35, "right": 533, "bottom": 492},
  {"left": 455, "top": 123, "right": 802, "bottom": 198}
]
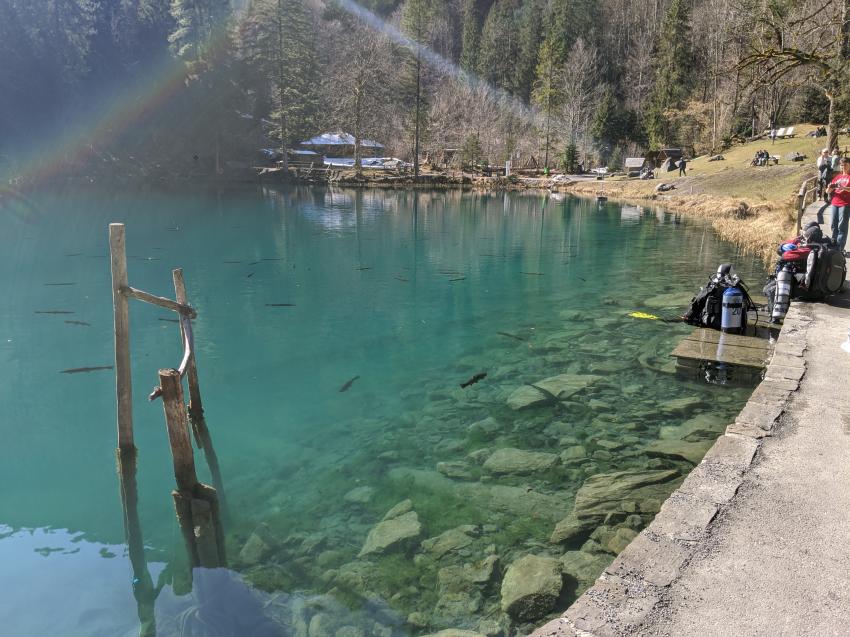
[{"left": 796, "top": 244, "right": 846, "bottom": 300}]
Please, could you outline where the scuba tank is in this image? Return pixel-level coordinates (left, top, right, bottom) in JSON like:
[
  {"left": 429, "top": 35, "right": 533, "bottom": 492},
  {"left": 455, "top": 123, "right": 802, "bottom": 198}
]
[
  {"left": 771, "top": 265, "right": 793, "bottom": 323},
  {"left": 721, "top": 287, "right": 744, "bottom": 334}
]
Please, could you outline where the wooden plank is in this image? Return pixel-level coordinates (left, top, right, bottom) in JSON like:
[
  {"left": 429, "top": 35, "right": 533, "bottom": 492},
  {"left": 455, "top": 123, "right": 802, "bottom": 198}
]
[
  {"left": 125, "top": 286, "right": 197, "bottom": 318},
  {"left": 109, "top": 223, "right": 134, "bottom": 451},
  {"left": 672, "top": 330, "right": 772, "bottom": 369},
  {"left": 680, "top": 328, "right": 771, "bottom": 351}
]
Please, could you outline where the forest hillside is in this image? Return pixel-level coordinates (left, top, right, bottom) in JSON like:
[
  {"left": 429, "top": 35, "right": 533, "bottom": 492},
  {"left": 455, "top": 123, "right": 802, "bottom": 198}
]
[{"left": 1, "top": 0, "right": 848, "bottom": 180}]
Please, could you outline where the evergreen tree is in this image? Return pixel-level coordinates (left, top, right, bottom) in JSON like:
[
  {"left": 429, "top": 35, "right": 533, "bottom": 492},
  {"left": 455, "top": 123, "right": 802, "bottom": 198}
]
[
  {"left": 478, "top": 0, "right": 519, "bottom": 93},
  {"left": 238, "top": 0, "right": 320, "bottom": 166},
  {"left": 401, "top": 0, "right": 435, "bottom": 177},
  {"left": 513, "top": 0, "right": 543, "bottom": 102},
  {"left": 459, "top": 0, "right": 482, "bottom": 73},
  {"left": 532, "top": 39, "right": 560, "bottom": 169},
  {"left": 169, "top": 0, "right": 231, "bottom": 70},
  {"left": 644, "top": 0, "right": 693, "bottom": 148}
]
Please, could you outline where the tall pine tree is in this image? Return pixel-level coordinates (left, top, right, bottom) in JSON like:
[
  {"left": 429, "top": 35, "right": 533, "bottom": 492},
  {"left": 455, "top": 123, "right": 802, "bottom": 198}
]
[{"left": 644, "top": 0, "right": 693, "bottom": 149}]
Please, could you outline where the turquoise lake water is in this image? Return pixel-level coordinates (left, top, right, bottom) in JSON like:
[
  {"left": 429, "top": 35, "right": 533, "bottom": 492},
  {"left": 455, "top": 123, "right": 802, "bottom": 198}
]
[{"left": 0, "top": 186, "right": 765, "bottom": 636}]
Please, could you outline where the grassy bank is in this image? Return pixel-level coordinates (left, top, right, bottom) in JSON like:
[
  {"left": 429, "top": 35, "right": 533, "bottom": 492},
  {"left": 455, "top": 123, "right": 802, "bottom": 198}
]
[{"left": 558, "top": 124, "right": 835, "bottom": 266}]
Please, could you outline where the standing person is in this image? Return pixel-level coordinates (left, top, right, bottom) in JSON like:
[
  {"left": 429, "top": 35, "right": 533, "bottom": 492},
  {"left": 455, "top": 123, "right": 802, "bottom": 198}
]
[
  {"left": 817, "top": 148, "right": 832, "bottom": 200},
  {"left": 826, "top": 156, "right": 850, "bottom": 252},
  {"left": 831, "top": 148, "right": 841, "bottom": 172},
  {"left": 678, "top": 157, "right": 687, "bottom": 176}
]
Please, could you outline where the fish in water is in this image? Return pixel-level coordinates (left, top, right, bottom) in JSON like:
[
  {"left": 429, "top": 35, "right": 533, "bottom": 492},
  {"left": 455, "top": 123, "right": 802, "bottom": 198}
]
[
  {"left": 266, "top": 303, "right": 296, "bottom": 307},
  {"left": 246, "top": 272, "right": 255, "bottom": 278},
  {"left": 262, "top": 258, "right": 284, "bottom": 261},
  {"left": 158, "top": 318, "right": 180, "bottom": 323},
  {"left": 394, "top": 275, "right": 409, "bottom": 282},
  {"left": 339, "top": 375, "right": 360, "bottom": 392},
  {"left": 166, "top": 226, "right": 180, "bottom": 231},
  {"left": 248, "top": 260, "right": 261, "bottom": 266},
  {"left": 450, "top": 277, "right": 466, "bottom": 282},
  {"left": 44, "top": 282, "right": 76, "bottom": 286},
  {"left": 130, "top": 256, "right": 161, "bottom": 261},
  {"left": 64, "top": 320, "right": 91, "bottom": 326},
  {"left": 356, "top": 266, "right": 372, "bottom": 271},
  {"left": 35, "top": 310, "right": 74, "bottom": 315},
  {"left": 60, "top": 365, "right": 114, "bottom": 374},
  {"left": 460, "top": 372, "right": 487, "bottom": 388},
  {"left": 223, "top": 260, "right": 243, "bottom": 264},
  {"left": 496, "top": 331, "right": 525, "bottom": 342},
  {"left": 520, "top": 271, "right": 544, "bottom": 276}
]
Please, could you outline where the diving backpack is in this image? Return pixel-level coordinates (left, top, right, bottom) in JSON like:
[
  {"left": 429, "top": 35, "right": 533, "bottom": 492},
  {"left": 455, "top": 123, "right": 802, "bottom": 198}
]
[
  {"left": 683, "top": 264, "right": 755, "bottom": 330},
  {"left": 796, "top": 244, "right": 846, "bottom": 300}
]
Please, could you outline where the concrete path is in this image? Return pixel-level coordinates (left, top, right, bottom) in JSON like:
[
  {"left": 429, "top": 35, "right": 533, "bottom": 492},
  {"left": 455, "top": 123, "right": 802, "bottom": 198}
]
[
  {"left": 532, "top": 201, "right": 850, "bottom": 636},
  {"left": 642, "top": 298, "right": 850, "bottom": 636}
]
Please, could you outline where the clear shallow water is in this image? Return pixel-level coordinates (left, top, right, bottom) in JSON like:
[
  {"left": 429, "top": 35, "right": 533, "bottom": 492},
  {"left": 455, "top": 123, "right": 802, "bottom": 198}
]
[{"left": 0, "top": 186, "right": 764, "bottom": 636}]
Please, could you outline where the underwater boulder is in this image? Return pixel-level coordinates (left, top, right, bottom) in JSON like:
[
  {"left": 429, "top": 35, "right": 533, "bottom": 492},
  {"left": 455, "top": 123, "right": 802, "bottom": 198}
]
[
  {"left": 558, "top": 550, "right": 611, "bottom": 588},
  {"left": 359, "top": 508, "right": 422, "bottom": 557},
  {"left": 483, "top": 448, "right": 559, "bottom": 475},
  {"left": 421, "top": 525, "right": 478, "bottom": 559},
  {"left": 506, "top": 374, "right": 602, "bottom": 410},
  {"left": 499, "top": 554, "right": 563, "bottom": 621},
  {"left": 643, "top": 438, "right": 714, "bottom": 465},
  {"left": 549, "top": 513, "right": 596, "bottom": 545},
  {"left": 572, "top": 469, "right": 681, "bottom": 520}
]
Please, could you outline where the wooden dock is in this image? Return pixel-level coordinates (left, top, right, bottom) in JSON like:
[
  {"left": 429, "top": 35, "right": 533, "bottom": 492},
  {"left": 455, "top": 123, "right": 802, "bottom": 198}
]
[{"left": 672, "top": 324, "right": 780, "bottom": 369}]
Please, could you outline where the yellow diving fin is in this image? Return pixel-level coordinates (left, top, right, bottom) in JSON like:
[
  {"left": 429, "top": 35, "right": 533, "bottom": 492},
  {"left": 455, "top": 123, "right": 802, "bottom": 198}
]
[{"left": 628, "top": 311, "right": 659, "bottom": 320}]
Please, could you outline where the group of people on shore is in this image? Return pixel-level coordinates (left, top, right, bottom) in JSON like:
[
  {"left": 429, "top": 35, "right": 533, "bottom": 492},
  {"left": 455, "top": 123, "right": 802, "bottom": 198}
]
[
  {"left": 816, "top": 147, "right": 850, "bottom": 254},
  {"left": 751, "top": 149, "right": 774, "bottom": 166}
]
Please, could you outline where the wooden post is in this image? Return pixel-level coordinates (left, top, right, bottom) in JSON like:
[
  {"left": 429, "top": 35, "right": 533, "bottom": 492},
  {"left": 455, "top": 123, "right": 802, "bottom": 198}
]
[
  {"left": 110, "top": 223, "right": 134, "bottom": 451},
  {"left": 158, "top": 369, "right": 198, "bottom": 492},
  {"left": 172, "top": 269, "right": 228, "bottom": 518},
  {"left": 117, "top": 448, "right": 158, "bottom": 637},
  {"left": 159, "top": 368, "right": 226, "bottom": 570}
]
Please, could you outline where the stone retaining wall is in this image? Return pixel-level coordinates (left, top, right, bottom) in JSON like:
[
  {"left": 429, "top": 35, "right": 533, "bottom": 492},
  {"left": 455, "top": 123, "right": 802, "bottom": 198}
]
[{"left": 529, "top": 305, "right": 811, "bottom": 637}]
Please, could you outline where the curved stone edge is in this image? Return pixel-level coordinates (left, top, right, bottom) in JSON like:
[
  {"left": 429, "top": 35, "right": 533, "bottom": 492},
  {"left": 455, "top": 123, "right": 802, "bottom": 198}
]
[{"left": 528, "top": 304, "right": 812, "bottom": 637}]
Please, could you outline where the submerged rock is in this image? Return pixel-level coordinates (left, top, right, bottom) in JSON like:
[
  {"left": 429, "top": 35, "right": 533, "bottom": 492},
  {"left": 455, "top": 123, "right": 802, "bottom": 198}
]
[
  {"left": 359, "top": 509, "right": 422, "bottom": 557},
  {"left": 437, "top": 461, "right": 474, "bottom": 480},
  {"left": 559, "top": 445, "right": 588, "bottom": 464},
  {"left": 239, "top": 529, "right": 273, "bottom": 565},
  {"left": 468, "top": 416, "right": 501, "bottom": 438},
  {"left": 658, "top": 396, "right": 703, "bottom": 415},
  {"left": 572, "top": 469, "right": 680, "bottom": 520},
  {"left": 421, "top": 525, "right": 478, "bottom": 559},
  {"left": 483, "top": 448, "right": 559, "bottom": 475},
  {"left": 343, "top": 486, "right": 375, "bottom": 504},
  {"left": 500, "top": 554, "right": 563, "bottom": 621},
  {"left": 388, "top": 467, "right": 570, "bottom": 521},
  {"left": 420, "top": 631, "right": 486, "bottom": 637},
  {"left": 644, "top": 438, "right": 713, "bottom": 465},
  {"left": 506, "top": 374, "right": 602, "bottom": 410},
  {"left": 549, "top": 513, "right": 596, "bottom": 545},
  {"left": 558, "top": 550, "right": 611, "bottom": 587}
]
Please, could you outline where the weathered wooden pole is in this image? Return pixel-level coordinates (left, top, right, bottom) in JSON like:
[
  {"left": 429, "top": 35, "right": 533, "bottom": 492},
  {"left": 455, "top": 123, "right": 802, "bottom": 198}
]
[
  {"left": 110, "top": 223, "right": 134, "bottom": 451},
  {"left": 171, "top": 268, "right": 227, "bottom": 518},
  {"left": 158, "top": 368, "right": 226, "bottom": 570},
  {"left": 117, "top": 448, "right": 158, "bottom": 637}
]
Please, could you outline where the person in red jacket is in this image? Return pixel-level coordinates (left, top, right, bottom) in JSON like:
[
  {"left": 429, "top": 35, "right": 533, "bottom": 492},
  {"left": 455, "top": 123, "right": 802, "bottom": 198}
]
[{"left": 826, "top": 156, "right": 850, "bottom": 252}]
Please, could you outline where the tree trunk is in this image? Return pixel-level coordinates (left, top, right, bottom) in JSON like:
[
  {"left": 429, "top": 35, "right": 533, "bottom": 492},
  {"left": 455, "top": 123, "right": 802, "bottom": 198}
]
[
  {"left": 277, "top": 1, "right": 289, "bottom": 172},
  {"left": 414, "top": 49, "right": 421, "bottom": 179},
  {"left": 827, "top": 92, "right": 838, "bottom": 152}
]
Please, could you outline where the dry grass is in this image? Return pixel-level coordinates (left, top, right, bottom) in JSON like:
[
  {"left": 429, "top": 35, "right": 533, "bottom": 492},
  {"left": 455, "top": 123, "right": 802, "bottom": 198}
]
[{"left": 557, "top": 125, "right": 840, "bottom": 267}]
